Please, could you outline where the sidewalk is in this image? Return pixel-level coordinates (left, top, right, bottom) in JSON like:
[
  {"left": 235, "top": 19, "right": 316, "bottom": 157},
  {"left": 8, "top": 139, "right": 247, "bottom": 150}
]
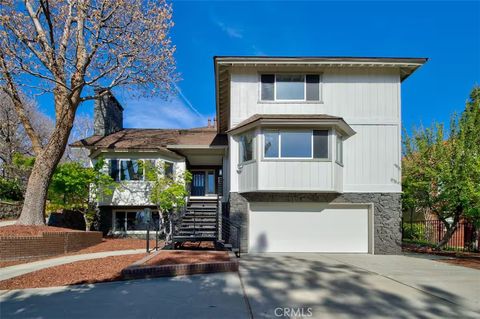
[
  {"left": 0, "top": 220, "right": 16, "bottom": 227},
  {"left": 0, "top": 249, "right": 145, "bottom": 281}
]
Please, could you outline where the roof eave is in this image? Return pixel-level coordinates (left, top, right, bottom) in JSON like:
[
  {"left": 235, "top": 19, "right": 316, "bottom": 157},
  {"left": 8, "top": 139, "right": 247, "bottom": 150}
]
[
  {"left": 166, "top": 145, "right": 228, "bottom": 150},
  {"left": 227, "top": 118, "right": 356, "bottom": 137}
]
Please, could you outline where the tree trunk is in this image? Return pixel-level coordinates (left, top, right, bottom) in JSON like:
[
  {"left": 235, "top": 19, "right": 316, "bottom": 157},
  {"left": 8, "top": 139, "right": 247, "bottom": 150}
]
[
  {"left": 17, "top": 92, "right": 77, "bottom": 225},
  {"left": 436, "top": 220, "right": 459, "bottom": 249}
]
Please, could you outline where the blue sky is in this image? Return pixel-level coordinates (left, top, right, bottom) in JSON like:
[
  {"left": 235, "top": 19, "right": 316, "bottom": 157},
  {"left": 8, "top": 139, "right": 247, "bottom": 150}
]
[{"left": 42, "top": 1, "right": 479, "bottom": 132}]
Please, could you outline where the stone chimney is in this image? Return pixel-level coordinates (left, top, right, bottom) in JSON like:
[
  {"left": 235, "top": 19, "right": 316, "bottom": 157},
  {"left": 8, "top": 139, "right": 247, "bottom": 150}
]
[{"left": 94, "top": 89, "right": 124, "bottom": 136}]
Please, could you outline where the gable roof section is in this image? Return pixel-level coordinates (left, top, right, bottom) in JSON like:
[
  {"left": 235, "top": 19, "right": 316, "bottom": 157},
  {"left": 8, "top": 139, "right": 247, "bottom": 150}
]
[
  {"left": 70, "top": 127, "right": 228, "bottom": 152},
  {"left": 214, "top": 56, "right": 428, "bottom": 133}
]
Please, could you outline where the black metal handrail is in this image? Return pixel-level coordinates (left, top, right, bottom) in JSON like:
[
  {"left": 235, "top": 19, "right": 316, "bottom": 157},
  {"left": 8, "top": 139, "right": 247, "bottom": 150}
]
[{"left": 221, "top": 215, "right": 242, "bottom": 257}]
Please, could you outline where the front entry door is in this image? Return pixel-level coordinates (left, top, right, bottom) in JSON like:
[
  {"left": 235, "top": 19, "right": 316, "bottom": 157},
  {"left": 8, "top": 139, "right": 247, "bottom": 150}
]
[{"left": 191, "top": 170, "right": 216, "bottom": 196}]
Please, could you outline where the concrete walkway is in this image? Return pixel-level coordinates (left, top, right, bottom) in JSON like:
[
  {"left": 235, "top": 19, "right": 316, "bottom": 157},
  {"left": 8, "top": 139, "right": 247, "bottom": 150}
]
[
  {"left": 0, "top": 249, "right": 145, "bottom": 281},
  {"left": 0, "top": 220, "right": 16, "bottom": 227}
]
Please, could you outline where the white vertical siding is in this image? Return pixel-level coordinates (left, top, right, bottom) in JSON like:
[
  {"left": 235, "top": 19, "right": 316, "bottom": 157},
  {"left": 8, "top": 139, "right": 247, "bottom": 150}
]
[
  {"left": 222, "top": 150, "right": 230, "bottom": 201},
  {"left": 257, "top": 161, "right": 333, "bottom": 191},
  {"left": 343, "top": 125, "right": 401, "bottom": 192},
  {"left": 229, "top": 67, "right": 402, "bottom": 193},
  {"left": 238, "top": 161, "right": 258, "bottom": 192},
  {"left": 229, "top": 135, "right": 240, "bottom": 192},
  {"left": 229, "top": 67, "right": 400, "bottom": 126},
  {"left": 334, "top": 163, "right": 343, "bottom": 192}
]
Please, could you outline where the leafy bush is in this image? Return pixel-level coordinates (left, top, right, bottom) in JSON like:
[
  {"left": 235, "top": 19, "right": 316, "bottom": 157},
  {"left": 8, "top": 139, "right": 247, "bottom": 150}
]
[
  {"left": 403, "top": 223, "right": 425, "bottom": 241},
  {"left": 0, "top": 178, "right": 24, "bottom": 201}
]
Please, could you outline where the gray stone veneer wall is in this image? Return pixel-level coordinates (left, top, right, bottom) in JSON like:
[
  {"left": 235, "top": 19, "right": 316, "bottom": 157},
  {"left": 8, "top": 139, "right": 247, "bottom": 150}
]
[
  {"left": 94, "top": 89, "right": 123, "bottom": 136},
  {"left": 228, "top": 192, "right": 401, "bottom": 254}
]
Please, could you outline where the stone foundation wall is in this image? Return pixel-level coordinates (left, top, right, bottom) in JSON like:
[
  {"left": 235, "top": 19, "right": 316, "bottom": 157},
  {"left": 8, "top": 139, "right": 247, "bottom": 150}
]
[
  {"left": 0, "top": 201, "right": 22, "bottom": 220},
  {"left": 228, "top": 192, "right": 402, "bottom": 254}
]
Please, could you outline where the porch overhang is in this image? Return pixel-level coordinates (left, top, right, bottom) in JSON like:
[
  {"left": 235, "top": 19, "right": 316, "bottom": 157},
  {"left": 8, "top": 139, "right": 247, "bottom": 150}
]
[{"left": 167, "top": 145, "right": 227, "bottom": 166}]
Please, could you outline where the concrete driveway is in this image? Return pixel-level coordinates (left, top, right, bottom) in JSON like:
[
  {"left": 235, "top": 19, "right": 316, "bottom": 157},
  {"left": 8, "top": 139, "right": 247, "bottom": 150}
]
[
  {"left": 1, "top": 254, "right": 478, "bottom": 319},
  {"left": 0, "top": 273, "right": 250, "bottom": 319},
  {"left": 239, "top": 253, "right": 480, "bottom": 319}
]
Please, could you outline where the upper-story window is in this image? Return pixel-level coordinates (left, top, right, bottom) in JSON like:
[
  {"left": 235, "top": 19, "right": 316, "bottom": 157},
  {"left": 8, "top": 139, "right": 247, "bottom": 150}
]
[
  {"left": 264, "top": 129, "right": 329, "bottom": 159},
  {"left": 164, "top": 161, "right": 174, "bottom": 178},
  {"left": 109, "top": 159, "right": 174, "bottom": 181},
  {"left": 120, "top": 160, "right": 143, "bottom": 181},
  {"left": 239, "top": 131, "right": 254, "bottom": 163},
  {"left": 260, "top": 74, "right": 321, "bottom": 102}
]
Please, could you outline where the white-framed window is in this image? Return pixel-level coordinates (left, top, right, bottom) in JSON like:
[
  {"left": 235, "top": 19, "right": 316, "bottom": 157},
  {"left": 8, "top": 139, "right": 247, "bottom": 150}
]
[
  {"left": 260, "top": 74, "right": 321, "bottom": 102},
  {"left": 239, "top": 131, "right": 254, "bottom": 163},
  {"left": 164, "top": 161, "right": 174, "bottom": 178},
  {"left": 113, "top": 210, "right": 160, "bottom": 232},
  {"left": 336, "top": 134, "right": 343, "bottom": 165},
  {"left": 263, "top": 129, "right": 329, "bottom": 159},
  {"left": 120, "top": 159, "right": 143, "bottom": 181},
  {"left": 108, "top": 159, "right": 175, "bottom": 181}
]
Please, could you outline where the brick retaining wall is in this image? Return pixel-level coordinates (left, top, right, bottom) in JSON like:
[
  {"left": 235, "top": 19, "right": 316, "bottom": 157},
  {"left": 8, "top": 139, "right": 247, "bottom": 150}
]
[{"left": 0, "top": 231, "right": 102, "bottom": 261}]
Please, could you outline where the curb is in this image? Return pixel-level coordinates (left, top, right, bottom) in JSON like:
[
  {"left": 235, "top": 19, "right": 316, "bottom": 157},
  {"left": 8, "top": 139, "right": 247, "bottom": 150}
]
[{"left": 122, "top": 250, "right": 239, "bottom": 279}]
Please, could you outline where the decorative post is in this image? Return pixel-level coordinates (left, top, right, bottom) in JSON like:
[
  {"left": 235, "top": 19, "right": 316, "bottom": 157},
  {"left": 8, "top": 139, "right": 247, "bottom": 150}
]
[{"left": 144, "top": 208, "right": 151, "bottom": 253}]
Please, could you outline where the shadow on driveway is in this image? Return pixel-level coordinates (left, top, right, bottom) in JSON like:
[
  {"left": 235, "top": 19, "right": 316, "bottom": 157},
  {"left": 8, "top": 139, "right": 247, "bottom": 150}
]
[{"left": 239, "top": 254, "right": 478, "bottom": 319}]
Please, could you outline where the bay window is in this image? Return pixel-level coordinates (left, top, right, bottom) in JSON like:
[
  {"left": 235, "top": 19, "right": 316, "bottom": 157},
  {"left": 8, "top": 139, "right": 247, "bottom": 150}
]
[
  {"left": 336, "top": 135, "right": 344, "bottom": 165},
  {"left": 264, "top": 129, "right": 329, "bottom": 159},
  {"left": 108, "top": 159, "right": 174, "bottom": 181},
  {"left": 120, "top": 160, "right": 143, "bottom": 181},
  {"left": 239, "top": 132, "right": 254, "bottom": 163},
  {"left": 260, "top": 74, "right": 321, "bottom": 101}
]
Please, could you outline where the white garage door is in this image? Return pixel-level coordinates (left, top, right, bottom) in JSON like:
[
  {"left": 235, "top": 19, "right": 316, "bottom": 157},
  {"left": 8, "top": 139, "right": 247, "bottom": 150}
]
[{"left": 249, "top": 202, "right": 370, "bottom": 253}]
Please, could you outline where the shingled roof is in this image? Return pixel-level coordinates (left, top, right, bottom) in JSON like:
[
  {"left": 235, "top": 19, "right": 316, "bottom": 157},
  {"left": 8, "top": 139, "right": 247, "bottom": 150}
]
[{"left": 70, "top": 127, "right": 228, "bottom": 151}]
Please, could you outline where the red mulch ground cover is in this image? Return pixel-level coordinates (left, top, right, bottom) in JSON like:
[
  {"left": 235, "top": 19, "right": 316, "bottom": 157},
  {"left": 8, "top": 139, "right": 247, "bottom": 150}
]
[
  {"left": 145, "top": 251, "right": 230, "bottom": 266},
  {"left": 0, "top": 238, "right": 161, "bottom": 268},
  {"left": 0, "top": 253, "right": 146, "bottom": 290},
  {"left": 438, "top": 258, "right": 480, "bottom": 270},
  {"left": 72, "top": 238, "right": 160, "bottom": 254},
  {"left": 0, "top": 225, "right": 79, "bottom": 237}
]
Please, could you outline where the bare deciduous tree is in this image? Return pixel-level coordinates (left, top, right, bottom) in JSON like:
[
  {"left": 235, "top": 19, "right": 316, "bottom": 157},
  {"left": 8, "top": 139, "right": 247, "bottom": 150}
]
[
  {"left": 64, "top": 113, "right": 93, "bottom": 166},
  {"left": 0, "top": 90, "right": 53, "bottom": 177},
  {"left": 0, "top": 0, "right": 176, "bottom": 224}
]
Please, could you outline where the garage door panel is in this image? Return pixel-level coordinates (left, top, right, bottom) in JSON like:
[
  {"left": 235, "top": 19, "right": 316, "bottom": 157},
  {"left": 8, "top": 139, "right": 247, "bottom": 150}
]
[{"left": 249, "top": 204, "right": 369, "bottom": 253}]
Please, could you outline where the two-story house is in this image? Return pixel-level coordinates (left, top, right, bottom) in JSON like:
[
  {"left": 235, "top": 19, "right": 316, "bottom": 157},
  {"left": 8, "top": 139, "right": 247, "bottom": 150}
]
[{"left": 72, "top": 56, "right": 427, "bottom": 254}]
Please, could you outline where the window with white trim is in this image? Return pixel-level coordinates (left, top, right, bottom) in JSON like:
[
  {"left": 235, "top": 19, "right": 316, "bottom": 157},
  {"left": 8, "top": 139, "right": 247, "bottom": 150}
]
[
  {"left": 260, "top": 74, "right": 321, "bottom": 101},
  {"left": 113, "top": 210, "right": 160, "bottom": 232},
  {"left": 108, "top": 159, "right": 173, "bottom": 181},
  {"left": 336, "top": 134, "right": 343, "bottom": 165},
  {"left": 264, "top": 130, "right": 329, "bottom": 159},
  {"left": 239, "top": 131, "right": 254, "bottom": 163},
  {"left": 120, "top": 160, "right": 143, "bottom": 181}
]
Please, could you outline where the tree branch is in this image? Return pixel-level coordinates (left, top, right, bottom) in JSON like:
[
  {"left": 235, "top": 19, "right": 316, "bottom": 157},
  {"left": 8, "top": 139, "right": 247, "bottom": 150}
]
[
  {"left": 0, "top": 51, "right": 43, "bottom": 155},
  {"left": 24, "top": 0, "right": 57, "bottom": 72}
]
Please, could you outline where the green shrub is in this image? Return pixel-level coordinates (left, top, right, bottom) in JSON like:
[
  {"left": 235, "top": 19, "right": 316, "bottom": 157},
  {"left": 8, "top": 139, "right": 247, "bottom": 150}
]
[
  {"left": 403, "top": 223, "right": 425, "bottom": 241},
  {"left": 0, "top": 178, "right": 24, "bottom": 201}
]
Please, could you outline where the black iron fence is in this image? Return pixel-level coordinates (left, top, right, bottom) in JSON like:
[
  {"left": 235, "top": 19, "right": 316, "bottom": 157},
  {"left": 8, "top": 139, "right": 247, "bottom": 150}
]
[{"left": 402, "top": 219, "right": 479, "bottom": 252}]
